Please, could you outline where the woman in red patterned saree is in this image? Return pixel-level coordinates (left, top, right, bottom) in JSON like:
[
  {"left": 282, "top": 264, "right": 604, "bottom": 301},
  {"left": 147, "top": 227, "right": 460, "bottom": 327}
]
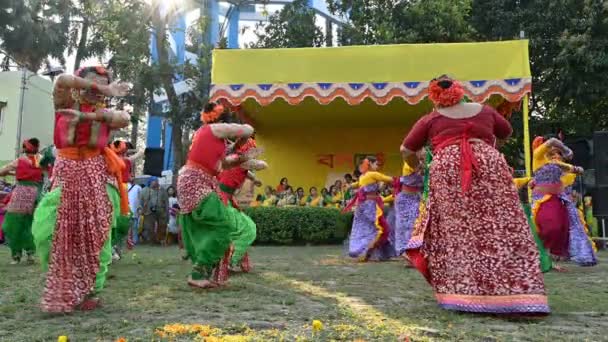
[
  {"left": 32, "top": 66, "right": 131, "bottom": 312},
  {"left": 401, "top": 75, "right": 549, "bottom": 315}
]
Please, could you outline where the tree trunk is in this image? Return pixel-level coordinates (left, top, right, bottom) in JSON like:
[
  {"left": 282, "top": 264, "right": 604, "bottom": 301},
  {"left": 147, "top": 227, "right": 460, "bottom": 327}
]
[
  {"left": 74, "top": 19, "right": 90, "bottom": 72},
  {"left": 153, "top": 9, "right": 184, "bottom": 184},
  {"left": 171, "top": 121, "right": 184, "bottom": 185},
  {"left": 130, "top": 115, "right": 140, "bottom": 147}
]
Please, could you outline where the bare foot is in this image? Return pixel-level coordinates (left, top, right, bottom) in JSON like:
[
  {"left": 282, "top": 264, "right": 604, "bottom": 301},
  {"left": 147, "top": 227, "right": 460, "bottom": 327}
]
[
  {"left": 187, "top": 277, "right": 219, "bottom": 289},
  {"left": 552, "top": 264, "right": 568, "bottom": 272},
  {"left": 78, "top": 297, "right": 101, "bottom": 311},
  {"left": 9, "top": 259, "right": 20, "bottom": 265}
]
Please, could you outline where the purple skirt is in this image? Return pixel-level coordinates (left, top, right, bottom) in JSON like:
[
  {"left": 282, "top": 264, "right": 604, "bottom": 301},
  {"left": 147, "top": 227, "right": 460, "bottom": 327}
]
[
  {"left": 393, "top": 192, "right": 421, "bottom": 256},
  {"left": 348, "top": 199, "right": 394, "bottom": 261}
]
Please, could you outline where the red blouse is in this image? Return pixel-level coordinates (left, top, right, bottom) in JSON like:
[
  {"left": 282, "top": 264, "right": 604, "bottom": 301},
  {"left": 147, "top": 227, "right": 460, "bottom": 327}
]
[
  {"left": 187, "top": 125, "right": 226, "bottom": 175},
  {"left": 16, "top": 157, "right": 43, "bottom": 183},
  {"left": 219, "top": 167, "right": 248, "bottom": 191},
  {"left": 402, "top": 105, "right": 512, "bottom": 152},
  {"left": 54, "top": 103, "right": 111, "bottom": 149}
]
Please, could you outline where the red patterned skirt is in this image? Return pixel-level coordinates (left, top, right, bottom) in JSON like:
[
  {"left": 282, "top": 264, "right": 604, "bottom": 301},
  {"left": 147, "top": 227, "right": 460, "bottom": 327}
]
[
  {"left": 41, "top": 155, "right": 114, "bottom": 313},
  {"left": 406, "top": 143, "right": 549, "bottom": 314}
]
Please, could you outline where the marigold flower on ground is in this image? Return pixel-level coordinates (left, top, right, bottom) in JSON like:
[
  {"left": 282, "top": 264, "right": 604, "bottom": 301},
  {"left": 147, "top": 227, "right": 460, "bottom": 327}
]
[
  {"left": 57, "top": 336, "right": 68, "bottom": 342},
  {"left": 115, "top": 338, "right": 127, "bottom": 342},
  {"left": 312, "top": 320, "right": 323, "bottom": 332}
]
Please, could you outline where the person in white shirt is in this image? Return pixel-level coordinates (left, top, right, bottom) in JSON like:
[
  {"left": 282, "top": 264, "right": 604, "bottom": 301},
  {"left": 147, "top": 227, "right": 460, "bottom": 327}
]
[{"left": 127, "top": 182, "right": 143, "bottom": 245}]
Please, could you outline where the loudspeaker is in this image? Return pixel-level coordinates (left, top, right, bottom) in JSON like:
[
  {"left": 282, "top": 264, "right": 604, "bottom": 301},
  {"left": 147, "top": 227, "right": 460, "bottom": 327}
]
[
  {"left": 143, "top": 148, "right": 165, "bottom": 177},
  {"left": 592, "top": 186, "right": 608, "bottom": 218},
  {"left": 593, "top": 132, "right": 608, "bottom": 186},
  {"left": 565, "top": 139, "right": 591, "bottom": 169}
]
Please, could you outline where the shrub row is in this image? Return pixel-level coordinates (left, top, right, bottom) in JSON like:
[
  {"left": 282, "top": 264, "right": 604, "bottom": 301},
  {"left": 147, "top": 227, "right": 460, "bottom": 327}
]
[{"left": 243, "top": 206, "right": 354, "bottom": 245}]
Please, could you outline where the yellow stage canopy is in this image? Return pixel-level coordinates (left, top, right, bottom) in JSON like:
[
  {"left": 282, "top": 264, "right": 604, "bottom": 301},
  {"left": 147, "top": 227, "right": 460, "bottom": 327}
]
[
  {"left": 209, "top": 40, "right": 533, "bottom": 190},
  {"left": 210, "top": 40, "right": 531, "bottom": 108}
]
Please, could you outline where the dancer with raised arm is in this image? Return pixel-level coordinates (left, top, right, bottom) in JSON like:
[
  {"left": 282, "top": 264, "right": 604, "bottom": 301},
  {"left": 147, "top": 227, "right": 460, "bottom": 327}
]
[
  {"left": 32, "top": 66, "right": 131, "bottom": 312},
  {"left": 401, "top": 75, "right": 549, "bottom": 315},
  {"left": 0, "top": 138, "right": 43, "bottom": 264},
  {"left": 531, "top": 136, "right": 597, "bottom": 267},
  {"left": 217, "top": 137, "right": 267, "bottom": 273},
  {"left": 343, "top": 156, "right": 395, "bottom": 262},
  {"left": 178, "top": 102, "right": 254, "bottom": 289},
  {"left": 109, "top": 140, "right": 145, "bottom": 258}
]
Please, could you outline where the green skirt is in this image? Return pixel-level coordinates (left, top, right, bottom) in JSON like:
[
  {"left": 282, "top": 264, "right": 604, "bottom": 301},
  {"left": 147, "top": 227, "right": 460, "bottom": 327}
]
[
  {"left": 32, "top": 184, "right": 119, "bottom": 292},
  {"left": 225, "top": 201, "right": 257, "bottom": 266},
  {"left": 3, "top": 212, "right": 35, "bottom": 259},
  {"left": 522, "top": 203, "right": 552, "bottom": 273},
  {"left": 179, "top": 192, "right": 233, "bottom": 280},
  {"left": 112, "top": 214, "right": 131, "bottom": 247}
]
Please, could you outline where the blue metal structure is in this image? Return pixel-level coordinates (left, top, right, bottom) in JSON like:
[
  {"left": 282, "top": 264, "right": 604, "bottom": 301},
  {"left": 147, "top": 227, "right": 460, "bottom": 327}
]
[{"left": 148, "top": 0, "right": 344, "bottom": 171}]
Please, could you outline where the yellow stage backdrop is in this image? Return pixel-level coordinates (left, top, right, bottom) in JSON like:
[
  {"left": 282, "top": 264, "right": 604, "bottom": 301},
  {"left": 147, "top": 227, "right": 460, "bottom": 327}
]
[{"left": 210, "top": 40, "right": 533, "bottom": 191}]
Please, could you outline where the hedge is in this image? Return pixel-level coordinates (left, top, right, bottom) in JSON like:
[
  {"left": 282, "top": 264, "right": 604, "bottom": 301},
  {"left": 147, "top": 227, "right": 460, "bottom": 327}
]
[{"left": 243, "top": 206, "right": 354, "bottom": 245}]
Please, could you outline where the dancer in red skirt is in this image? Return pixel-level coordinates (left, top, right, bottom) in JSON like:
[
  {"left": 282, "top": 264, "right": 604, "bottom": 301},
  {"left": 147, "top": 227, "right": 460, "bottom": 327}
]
[
  {"left": 32, "top": 66, "right": 131, "bottom": 312},
  {"left": 401, "top": 75, "right": 549, "bottom": 315}
]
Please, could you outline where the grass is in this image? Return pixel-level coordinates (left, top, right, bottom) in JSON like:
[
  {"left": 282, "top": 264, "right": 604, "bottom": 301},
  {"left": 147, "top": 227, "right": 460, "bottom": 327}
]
[{"left": 0, "top": 245, "right": 607, "bottom": 342}]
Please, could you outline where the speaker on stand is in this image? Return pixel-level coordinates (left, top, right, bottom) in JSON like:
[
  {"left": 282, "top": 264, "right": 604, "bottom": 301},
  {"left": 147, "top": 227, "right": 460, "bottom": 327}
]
[
  {"left": 592, "top": 131, "right": 608, "bottom": 249},
  {"left": 143, "top": 148, "right": 165, "bottom": 177}
]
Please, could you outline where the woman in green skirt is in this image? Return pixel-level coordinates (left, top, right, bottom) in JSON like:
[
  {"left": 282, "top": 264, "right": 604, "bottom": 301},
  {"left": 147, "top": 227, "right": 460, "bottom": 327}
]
[
  {"left": 217, "top": 137, "right": 267, "bottom": 273},
  {"left": 178, "top": 103, "right": 255, "bottom": 289},
  {"left": 0, "top": 138, "right": 43, "bottom": 264}
]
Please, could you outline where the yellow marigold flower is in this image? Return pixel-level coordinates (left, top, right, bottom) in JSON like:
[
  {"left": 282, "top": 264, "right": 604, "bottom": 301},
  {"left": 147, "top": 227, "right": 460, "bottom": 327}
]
[
  {"left": 312, "top": 320, "right": 323, "bottom": 332},
  {"left": 222, "top": 335, "right": 250, "bottom": 342},
  {"left": 115, "top": 338, "right": 127, "bottom": 342},
  {"left": 204, "top": 337, "right": 222, "bottom": 342},
  {"left": 57, "top": 336, "right": 68, "bottom": 342}
]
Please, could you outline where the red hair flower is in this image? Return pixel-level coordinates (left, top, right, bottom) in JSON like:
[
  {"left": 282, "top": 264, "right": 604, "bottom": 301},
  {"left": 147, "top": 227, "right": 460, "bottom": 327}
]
[{"left": 428, "top": 78, "right": 465, "bottom": 107}]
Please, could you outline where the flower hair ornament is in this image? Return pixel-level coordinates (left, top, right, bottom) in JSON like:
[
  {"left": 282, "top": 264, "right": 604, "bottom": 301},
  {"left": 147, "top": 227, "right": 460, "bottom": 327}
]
[
  {"left": 201, "top": 102, "right": 225, "bottom": 124},
  {"left": 532, "top": 136, "right": 544, "bottom": 151},
  {"left": 428, "top": 76, "right": 465, "bottom": 108}
]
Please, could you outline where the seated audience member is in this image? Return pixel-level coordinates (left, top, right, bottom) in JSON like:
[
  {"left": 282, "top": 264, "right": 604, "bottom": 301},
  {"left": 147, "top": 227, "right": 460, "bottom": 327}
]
[
  {"left": 250, "top": 194, "right": 264, "bottom": 207},
  {"left": 306, "top": 187, "right": 323, "bottom": 207},
  {"left": 321, "top": 188, "right": 331, "bottom": 207},
  {"left": 325, "top": 185, "right": 342, "bottom": 208},
  {"left": 296, "top": 187, "right": 306, "bottom": 206},
  {"left": 262, "top": 188, "right": 278, "bottom": 207},
  {"left": 276, "top": 177, "right": 289, "bottom": 195},
  {"left": 277, "top": 186, "right": 297, "bottom": 207}
]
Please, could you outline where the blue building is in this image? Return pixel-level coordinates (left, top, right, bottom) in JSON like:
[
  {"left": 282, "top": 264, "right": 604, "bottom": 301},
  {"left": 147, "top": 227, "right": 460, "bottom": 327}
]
[{"left": 147, "top": 0, "right": 345, "bottom": 172}]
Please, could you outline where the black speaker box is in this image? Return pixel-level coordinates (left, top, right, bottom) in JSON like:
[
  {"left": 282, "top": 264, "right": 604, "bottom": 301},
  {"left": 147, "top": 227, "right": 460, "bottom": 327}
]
[
  {"left": 143, "top": 148, "right": 165, "bottom": 177},
  {"left": 592, "top": 185, "right": 608, "bottom": 218},
  {"left": 565, "top": 139, "right": 591, "bottom": 169},
  {"left": 594, "top": 132, "right": 608, "bottom": 186}
]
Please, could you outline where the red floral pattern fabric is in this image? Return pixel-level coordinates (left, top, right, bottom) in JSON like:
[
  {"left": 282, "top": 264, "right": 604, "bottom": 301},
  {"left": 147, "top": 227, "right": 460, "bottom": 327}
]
[
  {"left": 41, "top": 155, "right": 114, "bottom": 313},
  {"left": 6, "top": 185, "right": 38, "bottom": 214},
  {"left": 177, "top": 166, "right": 217, "bottom": 214},
  {"left": 408, "top": 143, "right": 548, "bottom": 313}
]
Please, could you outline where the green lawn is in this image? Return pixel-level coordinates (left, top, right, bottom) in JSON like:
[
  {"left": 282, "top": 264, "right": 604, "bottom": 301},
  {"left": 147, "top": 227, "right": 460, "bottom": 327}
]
[{"left": 0, "top": 245, "right": 607, "bottom": 342}]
